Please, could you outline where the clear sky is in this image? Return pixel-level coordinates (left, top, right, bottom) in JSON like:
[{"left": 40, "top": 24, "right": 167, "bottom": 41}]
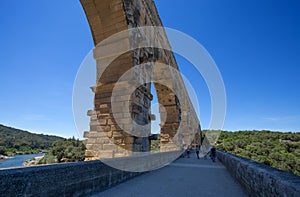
[{"left": 0, "top": 0, "right": 299, "bottom": 138}]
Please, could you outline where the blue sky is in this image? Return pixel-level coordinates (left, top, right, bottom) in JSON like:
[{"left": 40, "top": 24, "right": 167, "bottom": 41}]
[{"left": 0, "top": 0, "right": 299, "bottom": 138}]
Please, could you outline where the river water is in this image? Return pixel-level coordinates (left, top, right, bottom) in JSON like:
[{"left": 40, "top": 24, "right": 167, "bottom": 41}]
[{"left": 0, "top": 153, "right": 45, "bottom": 169}]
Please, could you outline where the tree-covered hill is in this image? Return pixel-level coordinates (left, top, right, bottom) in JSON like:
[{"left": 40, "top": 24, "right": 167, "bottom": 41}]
[
  {"left": 215, "top": 130, "right": 300, "bottom": 176},
  {"left": 0, "top": 124, "right": 64, "bottom": 156}
]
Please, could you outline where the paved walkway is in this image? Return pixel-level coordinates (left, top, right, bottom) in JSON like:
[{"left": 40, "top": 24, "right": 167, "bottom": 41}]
[{"left": 90, "top": 153, "right": 246, "bottom": 197}]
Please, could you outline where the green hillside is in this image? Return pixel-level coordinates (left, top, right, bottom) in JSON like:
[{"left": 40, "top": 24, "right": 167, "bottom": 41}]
[
  {"left": 215, "top": 130, "right": 300, "bottom": 176},
  {"left": 0, "top": 124, "right": 64, "bottom": 156}
]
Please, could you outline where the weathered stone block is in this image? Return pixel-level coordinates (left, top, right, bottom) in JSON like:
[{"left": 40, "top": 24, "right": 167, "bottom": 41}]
[
  {"left": 96, "top": 150, "right": 114, "bottom": 158},
  {"left": 83, "top": 131, "right": 90, "bottom": 138},
  {"left": 96, "top": 137, "right": 110, "bottom": 144},
  {"left": 85, "top": 150, "right": 95, "bottom": 157},
  {"left": 107, "top": 131, "right": 113, "bottom": 138},
  {"left": 85, "top": 131, "right": 106, "bottom": 138},
  {"left": 98, "top": 118, "right": 107, "bottom": 126},
  {"left": 111, "top": 124, "right": 122, "bottom": 131},
  {"left": 86, "top": 144, "right": 103, "bottom": 150},
  {"left": 87, "top": 110, "right": 95, "bottom": 116},
  {"left": 107, "top": 118, "right": 116, "bottom": 125},
  {"left": 87, "top": 138, "right": 97, "bottom": 144},
  {"left": 113, "top": 137, "right": 124, "bottom": 145},
  {"left": 112, "top": 131, "right": 124, "bottom": 138},
  {"left": 101, "top": 125, "right": 111, "bottom": 132},
  {"left": 103, "top": 144, "right": 117, "bottom": 151},
  {"left": 124, "top": 137, "right": 135, "bottom": 144}
]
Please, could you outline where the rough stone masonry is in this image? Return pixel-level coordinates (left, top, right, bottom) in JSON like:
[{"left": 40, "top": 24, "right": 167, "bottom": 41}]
[{"left": 80, "top": 0, "right": 201, "bottom": 160}]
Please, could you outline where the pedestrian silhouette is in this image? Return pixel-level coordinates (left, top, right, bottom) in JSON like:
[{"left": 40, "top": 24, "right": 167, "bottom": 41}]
[
  {"left": 210, "top": 146, "right": 216, "bottom": 162},
  {"left": 187, "top": 146, "right": 191, "bottom": 158},
  {"left": 196, "top": 145, "right": 200, "bottom": 159}
]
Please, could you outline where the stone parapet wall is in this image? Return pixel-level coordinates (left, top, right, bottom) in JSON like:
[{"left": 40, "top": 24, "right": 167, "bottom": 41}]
[
  {"left": 0, "top": 151, "right": 181, "bottom": 196},
  {"left": 0, "top": 161, "right": 140, "bottom": 197},
  {"left": 217, "top": 150, "right": 300, "bottom": 196}
]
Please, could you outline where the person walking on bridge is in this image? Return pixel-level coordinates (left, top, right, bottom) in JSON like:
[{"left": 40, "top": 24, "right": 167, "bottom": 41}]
[
  {"left": 195, "top": 145, "right": 200, "bottom": 159},
  {"left": 186, "top": 145, "right": 192, "bottom": 158},
  {"left": 210, "top": 146, "right": 216, "bottom": 162}
]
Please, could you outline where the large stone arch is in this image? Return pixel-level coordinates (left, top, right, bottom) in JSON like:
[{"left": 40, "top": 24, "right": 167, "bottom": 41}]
[{"left": 80, "top": 0, "right": 201, "bottom": 160}]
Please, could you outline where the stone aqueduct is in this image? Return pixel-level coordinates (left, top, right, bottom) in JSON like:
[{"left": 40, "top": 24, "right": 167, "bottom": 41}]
[
  {"left": 80, "top": 0, "right": 202, "bottom": 160},
  {"left": 1, "top": 2, "right": 300, "bottom": 197}
]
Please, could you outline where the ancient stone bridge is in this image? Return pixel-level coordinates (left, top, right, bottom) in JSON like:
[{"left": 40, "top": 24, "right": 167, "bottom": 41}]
[
  {"left": 1, "top": 1, "right": 299, "bottom": 196},
  {"left": 1, "top": 151, "right": 299, "bottom": 196},
  {"left": 80, "top": 0, "right": 201, "bottom": 160}
]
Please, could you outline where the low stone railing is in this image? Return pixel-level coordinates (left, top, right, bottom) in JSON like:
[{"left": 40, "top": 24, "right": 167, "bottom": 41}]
[
  {"left": 0, "top": 151, "right": 181, "bottom": 196},
  {"left": 217, "top": 150, "right": 300, "bottom": 196}
]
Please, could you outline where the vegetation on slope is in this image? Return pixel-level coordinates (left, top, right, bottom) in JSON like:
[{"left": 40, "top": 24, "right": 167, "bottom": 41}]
[
  {"left": 215, "top": 130, "right": 300, "bottom": 176},
  {"left": 0, "top": 124, "right": 64, "bottom": 156},
  {"left": 0, "top": 124, "right": 86, "bottom": 165}
]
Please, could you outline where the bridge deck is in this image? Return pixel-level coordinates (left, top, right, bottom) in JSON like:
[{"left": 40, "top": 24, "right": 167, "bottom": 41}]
[{"left": 89, "top": 153, "right": 246, "bottom": 197}]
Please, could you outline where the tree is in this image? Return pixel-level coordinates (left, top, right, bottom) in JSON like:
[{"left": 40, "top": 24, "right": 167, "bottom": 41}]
[
  {"left": 215, "top": 130, "right": 300, "bottom": 176},
  {"left": 49, "top": 138, "right": 86, "bottom": 163}
]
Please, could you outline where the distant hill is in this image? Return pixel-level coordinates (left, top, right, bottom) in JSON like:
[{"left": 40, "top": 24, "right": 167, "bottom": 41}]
[{"left": 0, "top": 124, "right": 64, "bottom": 155}]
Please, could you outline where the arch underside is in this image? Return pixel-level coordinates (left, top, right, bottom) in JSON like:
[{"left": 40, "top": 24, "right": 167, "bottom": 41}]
[{"left": 81, "top": 0, "right": 201, "bottom": 160}]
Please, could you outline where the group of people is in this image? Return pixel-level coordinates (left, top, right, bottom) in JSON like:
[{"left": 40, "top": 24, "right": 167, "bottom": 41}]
[{"left": 185, "top": 145, "right": 216, "bottom": 162}]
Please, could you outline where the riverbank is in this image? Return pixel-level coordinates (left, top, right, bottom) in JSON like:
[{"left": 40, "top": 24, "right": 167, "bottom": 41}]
[
  {"left": 0, "top": 153, "right": 45, "bottom": 169},
  {"left": 23, "top": 155, "right": 45, "bottom": 167},
  {"left": 0, "top": 155, "right": 9, "bottom": 159}
]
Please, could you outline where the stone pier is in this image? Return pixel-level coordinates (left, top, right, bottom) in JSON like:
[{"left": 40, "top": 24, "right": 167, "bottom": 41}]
[{"left": 80, "top": 0, "right": 201, "bottom": 160}]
